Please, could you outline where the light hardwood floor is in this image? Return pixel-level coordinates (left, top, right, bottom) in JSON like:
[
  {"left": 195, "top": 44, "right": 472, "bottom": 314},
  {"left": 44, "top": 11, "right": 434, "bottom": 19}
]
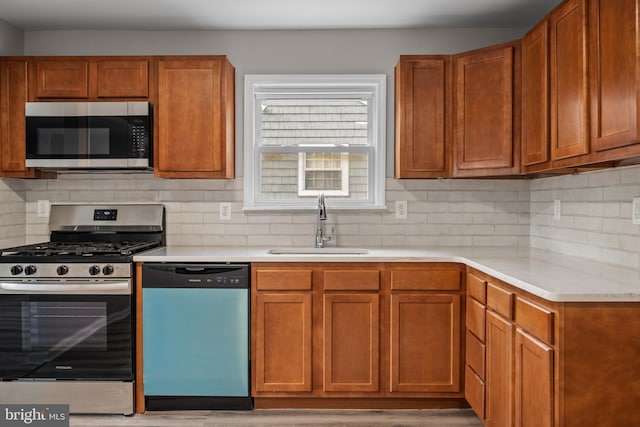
[{"left": 70, "top": 409, "right": 483, "bottom": 426}]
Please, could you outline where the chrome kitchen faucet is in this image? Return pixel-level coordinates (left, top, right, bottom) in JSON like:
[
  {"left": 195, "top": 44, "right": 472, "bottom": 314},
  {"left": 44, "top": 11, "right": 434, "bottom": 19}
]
[{"left": 315, "top": 193, "right": 333, "bottom": 248}]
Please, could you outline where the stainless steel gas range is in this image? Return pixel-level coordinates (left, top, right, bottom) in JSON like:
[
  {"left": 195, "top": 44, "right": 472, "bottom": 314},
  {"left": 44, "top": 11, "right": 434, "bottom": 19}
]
[{"left": 0, "top": 204, "right": 165, "bottom": 415}]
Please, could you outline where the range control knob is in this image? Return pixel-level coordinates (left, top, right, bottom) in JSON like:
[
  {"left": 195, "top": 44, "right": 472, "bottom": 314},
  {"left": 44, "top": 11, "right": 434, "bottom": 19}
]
[
  {"left": 10, "top": 265, "right": 23, "bottom": 275},
  {"left": 89, "top": 265, "right": 101, "bottom": 276},
  {"left": 102, "top": 265, "right": 114, "bottom": 276},
  {"left": 57, "top": 265, "right": 69, "bottom": 276},
  {"left": 24, "top": 265, "right": 37, "bottom": 275}
]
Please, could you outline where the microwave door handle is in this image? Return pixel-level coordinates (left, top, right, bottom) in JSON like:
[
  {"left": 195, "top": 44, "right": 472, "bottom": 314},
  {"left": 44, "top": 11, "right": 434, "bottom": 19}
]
[{"left": 0, "top": 281, "right": 131, "bottom": 294}]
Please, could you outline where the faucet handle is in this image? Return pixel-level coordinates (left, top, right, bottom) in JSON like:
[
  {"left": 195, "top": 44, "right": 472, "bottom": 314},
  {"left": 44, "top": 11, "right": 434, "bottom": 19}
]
[{"left": 318, "top": 193, "right": 327, "bottom": 220}]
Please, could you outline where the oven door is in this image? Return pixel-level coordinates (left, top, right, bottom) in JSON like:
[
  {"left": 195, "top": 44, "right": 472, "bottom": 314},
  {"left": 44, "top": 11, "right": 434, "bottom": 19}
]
[{"left": 0, "top": 289, "right": 133, "bottom": 381}]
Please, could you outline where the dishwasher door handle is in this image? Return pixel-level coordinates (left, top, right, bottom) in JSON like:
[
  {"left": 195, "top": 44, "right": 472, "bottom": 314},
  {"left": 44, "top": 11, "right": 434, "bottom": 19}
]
[{"left": 176, "top": 267, "right": 208, "bottom": 274}]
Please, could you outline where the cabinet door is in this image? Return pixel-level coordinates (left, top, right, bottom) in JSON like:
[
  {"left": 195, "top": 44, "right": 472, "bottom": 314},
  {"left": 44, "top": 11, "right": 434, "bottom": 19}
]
[
  {"left": 390, "top": 293, "right": 461, "bottom": 393},
  {"left": 0, "top": 60, "right": 36, "bottom": 177},
  {"left": 454, "top": 44, "right": 518, "bottom": 176},
  {"left": 156, "top": 58, "right": 234, "bottom": 178},
  {"left": 589, "top": 0, "right": 640, "bottom": 152},
  {"left": 521, "top": 20, "right": 550, "bottom": 167},
  {"left": 514, "top": 329, "right": 553, "bottom": 427},
  {"left": 96, "top": 59, "right": 149, "bottom": 98},
  {"left": 550, "top": 0, "right": 589, "bottom": 160},
  {"left": 395, "top": 56, "right": 449, "bottom": 178},
  {"left": 33, "top": 59, "right": 89, "bottom": 99},
  {"left": 254, "top": 293, "right": 312, "bottom": 393},
  {"left": 485, "top": 311, "right": 514, "bottom": 427},
  {"left": 323, "top": 293, "right": 380, "bottom": 393}
]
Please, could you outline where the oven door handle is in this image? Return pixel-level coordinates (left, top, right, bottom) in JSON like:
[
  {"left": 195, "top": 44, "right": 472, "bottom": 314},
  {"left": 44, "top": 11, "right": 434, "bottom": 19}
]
[{"left": 0, "top": 281, "right": 132, "bottom": 295}]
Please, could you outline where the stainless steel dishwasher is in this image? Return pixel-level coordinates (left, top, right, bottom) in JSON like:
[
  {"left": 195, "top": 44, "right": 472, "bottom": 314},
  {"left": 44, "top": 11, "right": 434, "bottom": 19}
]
[{"left": 141, "top": 263, "right": 251, "bottom": 410}]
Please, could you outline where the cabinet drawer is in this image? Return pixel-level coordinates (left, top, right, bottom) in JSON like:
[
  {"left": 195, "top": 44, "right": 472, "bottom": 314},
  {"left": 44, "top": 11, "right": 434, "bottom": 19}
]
[
  {"left": 466, "top": 330, "right": 486, "bottom": 379},
  {"left": 465, "top": 365, "right": 485, "bottom": 420},
  {"left": 487, "top": 282, "right": 513, "bottom": 319},
  {"left": 390, "top": 268, "right": 461, "bottom": 291},
  {"left": 466, "top": 297, "right": 486, "bottom": 342},
  {"left": 324, "top": 270, "right": 380, "bottom": 291},
  {"left": 515, "top": 297, "right": 554, "bottom": 344},
  {"left": 255, "top": 269, "right": 313, "bottom": 291},
  {"left": 467, "top": 273, "right": 487, "bottom": 304}
]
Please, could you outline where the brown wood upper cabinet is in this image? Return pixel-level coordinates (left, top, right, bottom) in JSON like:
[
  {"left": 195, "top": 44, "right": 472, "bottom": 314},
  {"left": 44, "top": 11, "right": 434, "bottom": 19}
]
[
  {"left": 453, "top": 42, "right": 520, "bottom": 177},
  {"left": 30, "top": 57, "right": 150, "bottom": 100},
  {"left": 394, "top": 55, "right": 450, "bottom": 178},
  {"left": 96, "top": 60, "right": 149, "bottom": 98},
  {"left": 522, "top": 0, "right": 640, "bottom": 172},
  {"left": 549, "top": 0, "right": 590, "bottom": 161},
  {"left": 154, "top": 56, "right": 234, "bottom": 178},
  {"left": 588, "top": 0, "right": 640, "bottom": 153},
  {"left": 521, "top": 20, "right": 550, "bottom": 168},
  {"left": 1, "top": 59, "right": 41, "bottom": 177}
]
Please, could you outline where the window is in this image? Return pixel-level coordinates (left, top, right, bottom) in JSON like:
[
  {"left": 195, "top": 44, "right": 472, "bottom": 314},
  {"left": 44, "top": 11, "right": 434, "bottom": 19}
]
[
  {"left": 298, "top": 152, "right": 349, "bottom": 196},
  {"left": 244, "top": 75, "right": 386, "bottom": 210}
]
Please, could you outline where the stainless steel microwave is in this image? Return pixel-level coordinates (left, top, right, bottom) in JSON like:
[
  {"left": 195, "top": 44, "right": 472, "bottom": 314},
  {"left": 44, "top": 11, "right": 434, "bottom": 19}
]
[{"left": 25, "top": 101, "right": 152, "bottom": 169}]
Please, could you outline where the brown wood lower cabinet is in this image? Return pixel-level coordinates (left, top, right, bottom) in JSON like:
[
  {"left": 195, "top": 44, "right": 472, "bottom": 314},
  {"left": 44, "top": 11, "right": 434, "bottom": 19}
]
[
  {"left": 254, "top": 263, "right": 640, "bottom": 420},
  {"left": 254, "top": 293, "right": 313, "bottom": 393},
  {"left": 466, "top": 267, "right": 640, "bottom": 427},
  {"left": 514, "top": 329, "right": 553, "bottom": 427},
  {"left": 485, "top": 310, "right": 514, "bottom": 427},
  {"left": 251, "top": 262, "right": 465, "bottom": 406},
  {"left": 323, "top": 293, "right": 380, "bottom": 392},
  {"left": 390, "top": 293, "right": 461, "bottom": 393}
]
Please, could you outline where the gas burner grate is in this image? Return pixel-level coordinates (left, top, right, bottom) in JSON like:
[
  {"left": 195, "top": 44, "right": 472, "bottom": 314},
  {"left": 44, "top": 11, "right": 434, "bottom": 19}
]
[{"left": 0, "top": 241, "right": 161, "bottom": 257}]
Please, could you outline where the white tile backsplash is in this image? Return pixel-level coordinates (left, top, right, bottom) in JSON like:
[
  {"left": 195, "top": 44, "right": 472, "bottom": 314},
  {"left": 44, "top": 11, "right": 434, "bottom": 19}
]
[
  {"left": 0, "top": 178, "right": 26, "bottom": 248},
  {"left": 1, "top": 163, "right": 639, "bottom": 269},
  {"left": 530, "top": 165, "right": 640, "bottom": 269},
  {"left": 14, "top": 173, "right": 530, "bottom": 249}
]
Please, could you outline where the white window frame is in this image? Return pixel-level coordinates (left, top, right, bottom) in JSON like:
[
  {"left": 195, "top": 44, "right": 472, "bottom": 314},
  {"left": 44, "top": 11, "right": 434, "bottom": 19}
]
[{"left": 243, "top": 74, "right": 387, "bottom": 211}]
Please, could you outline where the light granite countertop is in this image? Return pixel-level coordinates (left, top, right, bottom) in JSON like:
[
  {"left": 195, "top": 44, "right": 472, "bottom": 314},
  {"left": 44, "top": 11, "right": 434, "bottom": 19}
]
[{"left": 133, "top": 246, "right": 640, "bottom": 303}]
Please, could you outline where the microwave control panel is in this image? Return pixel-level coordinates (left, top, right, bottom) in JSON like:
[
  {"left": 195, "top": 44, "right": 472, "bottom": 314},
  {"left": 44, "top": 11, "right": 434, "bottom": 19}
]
[{"left": 129, "top": 117, "right": 150, "bottom": 157}]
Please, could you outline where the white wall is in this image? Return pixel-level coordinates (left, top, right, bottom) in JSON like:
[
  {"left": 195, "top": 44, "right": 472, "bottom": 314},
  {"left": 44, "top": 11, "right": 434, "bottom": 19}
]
[
  {"left": 0, "top": 18, "right": 23, "bottom": 55},
  {"left": 23, "top": 28, "right": 526, "bottom": 177}
]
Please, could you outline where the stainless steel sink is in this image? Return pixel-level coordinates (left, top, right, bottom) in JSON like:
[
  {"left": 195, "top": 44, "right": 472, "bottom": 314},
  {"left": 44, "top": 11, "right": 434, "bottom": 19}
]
[{"left": 267, "top": 248, "right": 369, "bottom": 255}]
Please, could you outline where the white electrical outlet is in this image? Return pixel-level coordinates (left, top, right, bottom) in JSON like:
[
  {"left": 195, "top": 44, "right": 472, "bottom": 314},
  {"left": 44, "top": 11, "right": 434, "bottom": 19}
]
[
  {"left": 553, "top": 199, "right": 561, "bottom": 220},
  {"left": 633, "top": 198, "right": 640, "bottom": 225},
  {"left": 220, "top": 202, "right": 232, "bottom": 221},
  {"left": 395, "top": 201, "right": 408, "bottom": 219},
  {"left": 37, "top": 200, "right": 50, "bottom": 218}
]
